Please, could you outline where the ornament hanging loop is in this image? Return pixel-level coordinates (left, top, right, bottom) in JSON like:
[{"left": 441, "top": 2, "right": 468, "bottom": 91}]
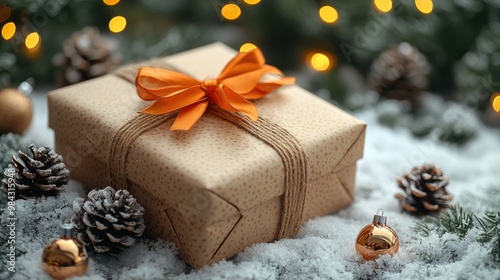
[
  {"left": 18, "top": 78, "right": 35, "bottom": 96},
  {"left": 372, "top": 209, "right": 387, "bottom": 226},
  {"left": 60, "top": 222, "right": 74, "bottom": 239}
]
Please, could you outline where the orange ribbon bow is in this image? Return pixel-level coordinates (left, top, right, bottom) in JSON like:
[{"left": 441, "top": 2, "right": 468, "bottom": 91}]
[{"left": 135, "top": 48, "right": 295, "bottom": 130}]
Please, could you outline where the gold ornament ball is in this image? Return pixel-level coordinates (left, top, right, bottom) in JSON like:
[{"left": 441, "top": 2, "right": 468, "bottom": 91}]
[
  {"left": 355, "top": 210, "right": 399, "bottom": 260},
  {"left": 0, "top": 88, "right": 33, "bottom": 134},
  {"left": 42, "top": 224, "right": 88, "bottom": 280}
]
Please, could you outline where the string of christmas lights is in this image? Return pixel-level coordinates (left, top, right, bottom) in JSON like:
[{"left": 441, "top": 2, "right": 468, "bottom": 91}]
[
  {"left": 0, "top": 0, "right": 498, "bottom": 114},
  {"left": 0, "top": 0, "right": 437, "bottom": 70}
]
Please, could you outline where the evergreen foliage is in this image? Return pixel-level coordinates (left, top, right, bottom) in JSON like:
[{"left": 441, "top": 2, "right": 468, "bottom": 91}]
[{"left": 415, "top": 204, "right": 500, "bottom": 263}]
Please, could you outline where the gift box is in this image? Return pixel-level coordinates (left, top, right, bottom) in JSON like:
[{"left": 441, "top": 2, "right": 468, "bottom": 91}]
[{"left": 48, "top": 43, "right": 366, "bottom": 268}]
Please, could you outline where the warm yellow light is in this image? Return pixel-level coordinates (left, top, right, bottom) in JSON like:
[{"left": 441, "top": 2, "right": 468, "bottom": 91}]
[
  {"left": 25, "top": 32, "right": 40, "bottom": 49},
  {"left": 308, "top": 52, "right": 334, "bottom": 72},
  {"left": 244, "top": 0, "right": 261, "bottom": 5},
  {"left": 221, "top": 4, "right": 241, "bottom": 20},
  {"left": 492, "top": 94, "right": 500, "bottom": 113},
  {"left": 1, "top": 22, "right": 15, "bottom": 40},
  {"left": 103, "top": 0, "right": 120, "bottom": 6},
  {"left": 319, "top": 5, "right": 338, "bottom": 24},
  {"left": 240, "top": 43, "right": 257, "bottom": 52},
  {"left": 415, "top": 0, "right": 433, "bottom": 14},
  {"left": 311, "top": 53, "right": 330, "bottom": 71},
  {"left": 373, "top": 0, "right": 393, "bottom": 13},
  {"left": 109, "top": 16, "right": 126, "bottom": 33}
]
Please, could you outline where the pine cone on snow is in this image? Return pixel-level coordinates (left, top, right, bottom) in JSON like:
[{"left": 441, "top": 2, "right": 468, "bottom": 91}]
[
  {"left": 71, "top": 186, "right": 146, "bottom": 255},
  {"left": 1, "top": 144, "right": 69, "bottom": 199},
  {"left": 53, "top": 27, "right": 122, "bottom": 86},
  {"left": 368, "top": 42, "right": 430, "bottom": 109},
  {"left": 395, "top": 164, "right": 453, "bottom": 214}
]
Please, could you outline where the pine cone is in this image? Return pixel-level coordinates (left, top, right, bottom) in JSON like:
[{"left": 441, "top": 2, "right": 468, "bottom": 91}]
[
  {"left": 395, "top": 164, "right": 453, "bottom": 214},
  {"left": 1, "top": 145, "right": 69, "bottom": 199},
  {"left": 368, "top": 42, "right": 430, "bottom": 109},
  {"left": 71, "top": 186, "right": 146, "bottom": 255},
  {"left": 53, "top": 27, "right": 122, "bottom": 86}
]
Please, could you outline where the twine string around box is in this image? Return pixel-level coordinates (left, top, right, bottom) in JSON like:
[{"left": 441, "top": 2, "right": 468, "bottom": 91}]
[{"left": 109, "top": 60, "right": 308, "bottom": 239}]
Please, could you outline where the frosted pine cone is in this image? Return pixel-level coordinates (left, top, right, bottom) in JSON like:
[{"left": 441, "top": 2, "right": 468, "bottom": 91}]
[
  {"left": 1, "top": 144, "right": 69, "bottom": 199},
  {"left": 71, "top": 186, "right": 146, "bottom": 255},
  {"left": 395, "top": 164, "right": 453, "bottom": 214}
]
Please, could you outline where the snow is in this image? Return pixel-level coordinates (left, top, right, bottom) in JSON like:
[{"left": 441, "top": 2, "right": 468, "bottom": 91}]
[{"left": 2, "top": 91, "right": 500, "bottom": 279}]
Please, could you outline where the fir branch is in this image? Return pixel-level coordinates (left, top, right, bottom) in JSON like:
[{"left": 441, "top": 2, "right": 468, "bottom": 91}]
[
  {"left": 415, "top": 205, "right": 500, "bottom": 263},
  {"left": 439, "top": 205, "right": 475, "bottom": 238},
  {"left": 415, "top": 205, "right": 474, "bottom": 238},
  {"left": 476, "top": 212, "right": 500, "bottom": 262}
]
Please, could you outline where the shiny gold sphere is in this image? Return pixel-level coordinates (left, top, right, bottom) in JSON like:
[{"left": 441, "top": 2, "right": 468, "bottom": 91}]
[
  {"left": 42, "top": 236, "right": 88, "bottom": 280},
  {"left": 0, "top": 88, "right": 33, "bottom": 134},
  {"left": 355, "top": 223, "right": 399, "bottom": 260}
]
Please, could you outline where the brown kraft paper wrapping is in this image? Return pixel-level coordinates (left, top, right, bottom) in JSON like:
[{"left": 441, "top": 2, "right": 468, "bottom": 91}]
[{"left": 48, "top": 42, "right": 366, "bottom": 268}]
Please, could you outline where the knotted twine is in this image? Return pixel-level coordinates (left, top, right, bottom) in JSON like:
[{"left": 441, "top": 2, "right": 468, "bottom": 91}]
[{"left": 108, "top": 59, "right": 308, "bottom": 239}]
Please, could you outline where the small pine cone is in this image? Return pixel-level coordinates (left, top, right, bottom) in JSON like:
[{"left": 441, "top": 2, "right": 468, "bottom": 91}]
[
  {"left": 53, "top": 27, "right": 122, "bottom": 86},
  {"left": 1, "top": 145, "right": 69, "bottom": 199},
  {"left": 368, "top": 42, "right": 430, "bottom": 109},
  {"left": 71, "top": 186, "right": 146, "bottom": 255},
  {"left": 395, "top": 164, "right": 453, "bottom": 214}
]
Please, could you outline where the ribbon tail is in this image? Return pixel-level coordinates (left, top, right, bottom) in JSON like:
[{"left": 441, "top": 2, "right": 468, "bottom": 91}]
[{"left": 170, "top": 101, "right": 209, "bottom": 130}]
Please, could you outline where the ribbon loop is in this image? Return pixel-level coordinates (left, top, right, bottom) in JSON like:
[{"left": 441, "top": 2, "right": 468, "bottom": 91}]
[{"left": 135, "top": 48, "right": 295, "bottom": 131}]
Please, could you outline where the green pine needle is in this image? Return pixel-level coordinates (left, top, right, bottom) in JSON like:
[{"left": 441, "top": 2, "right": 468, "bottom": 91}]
[
  {"left": 415, "top": 205, "right": 474, "bottom": 238},
  {"left": 415, "top": 205, "right": 500, "bottom": 263},
  {"left": 476, "top": 212, "right": 500, "bottom": 262},
  {"left": 439, "top": 205, "right": 475, "bottom": 238}
]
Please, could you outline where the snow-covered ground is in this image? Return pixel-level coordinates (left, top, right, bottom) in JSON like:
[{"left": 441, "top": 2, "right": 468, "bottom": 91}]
[{"left": 4, "top": 91, "right": 500, "bottom": 279}]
